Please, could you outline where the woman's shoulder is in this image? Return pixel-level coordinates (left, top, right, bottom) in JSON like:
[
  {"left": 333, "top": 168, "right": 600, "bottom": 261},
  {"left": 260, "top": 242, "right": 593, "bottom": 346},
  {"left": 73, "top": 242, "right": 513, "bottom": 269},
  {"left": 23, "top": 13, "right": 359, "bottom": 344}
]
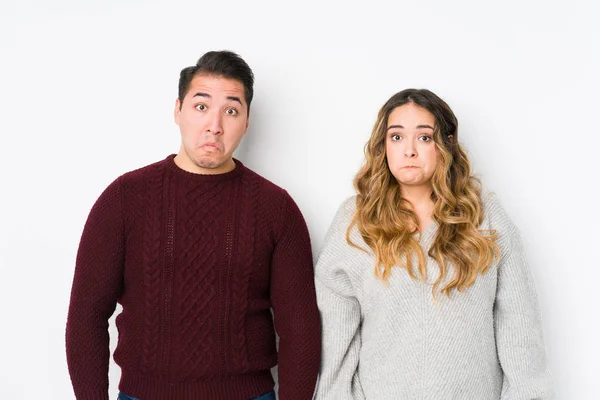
[
  {"left": 318, "top": 196, "right": 363, "bottom": 259},
  {"left": 316, "top": 195, "right": 369, "bottom": 292},
  {"left": 339, "top": 195, "right": 358, "bottom": 215},
  {"left": 480, "top": 191, "right": 520, "bottom": 245},
  {"left": 325, "top": 195, "right": 358, "bottom": 236}
]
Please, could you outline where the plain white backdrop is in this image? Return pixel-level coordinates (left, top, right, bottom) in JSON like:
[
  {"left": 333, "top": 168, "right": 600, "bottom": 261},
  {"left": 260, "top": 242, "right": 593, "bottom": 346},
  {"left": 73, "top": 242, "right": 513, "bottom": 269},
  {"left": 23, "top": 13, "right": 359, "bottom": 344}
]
[{"left": 1, "top": 0, "right": 598, "bottom": 398}]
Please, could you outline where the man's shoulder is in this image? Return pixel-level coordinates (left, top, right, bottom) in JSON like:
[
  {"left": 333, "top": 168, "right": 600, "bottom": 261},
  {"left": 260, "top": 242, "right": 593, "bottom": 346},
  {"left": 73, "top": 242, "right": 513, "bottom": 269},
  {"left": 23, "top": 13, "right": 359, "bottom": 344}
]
[
  {"left": 118, "top": 156, "right": 169, "bottom": 187},
  {"left": 241, "top": 164, "right": 291, "bottom": 203}
]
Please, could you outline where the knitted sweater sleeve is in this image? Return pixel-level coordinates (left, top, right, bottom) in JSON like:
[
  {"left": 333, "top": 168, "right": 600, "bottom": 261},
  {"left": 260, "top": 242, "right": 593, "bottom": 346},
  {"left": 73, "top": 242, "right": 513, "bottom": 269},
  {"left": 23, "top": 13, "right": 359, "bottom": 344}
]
[
  {"left": 66, "top": 177, "right": 125, "bottom": 400},
  {"left": 487, "top": 196, "right": 554, "bottom": 399},
  {"left": 314, "top": 198, "right": 366, "bottom": 400},
  {"left": 270, "top": 192, "right": 321, "bottom": 400}
]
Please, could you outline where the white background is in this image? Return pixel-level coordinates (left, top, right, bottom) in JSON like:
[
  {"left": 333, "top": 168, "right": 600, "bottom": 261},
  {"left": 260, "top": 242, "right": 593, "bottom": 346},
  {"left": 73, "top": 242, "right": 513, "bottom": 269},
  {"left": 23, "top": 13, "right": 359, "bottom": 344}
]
[{"left": 1, "top": 0, "right": 598, "bottom": 398}]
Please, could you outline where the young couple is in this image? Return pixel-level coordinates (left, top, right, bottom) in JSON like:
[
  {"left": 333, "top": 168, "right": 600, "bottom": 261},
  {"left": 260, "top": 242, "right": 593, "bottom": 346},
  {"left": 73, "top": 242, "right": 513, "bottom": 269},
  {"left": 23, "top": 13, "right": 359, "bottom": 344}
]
[{"left": 66, "top": 51, "right": 553, "bottom": 399}]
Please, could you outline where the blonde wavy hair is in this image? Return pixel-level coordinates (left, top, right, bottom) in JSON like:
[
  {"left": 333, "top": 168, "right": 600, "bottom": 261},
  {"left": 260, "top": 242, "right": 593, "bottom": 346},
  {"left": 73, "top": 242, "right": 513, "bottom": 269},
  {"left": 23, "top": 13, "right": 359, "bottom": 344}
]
[{"left": 348, "top": 89, "right": 499, "bottom": 296}]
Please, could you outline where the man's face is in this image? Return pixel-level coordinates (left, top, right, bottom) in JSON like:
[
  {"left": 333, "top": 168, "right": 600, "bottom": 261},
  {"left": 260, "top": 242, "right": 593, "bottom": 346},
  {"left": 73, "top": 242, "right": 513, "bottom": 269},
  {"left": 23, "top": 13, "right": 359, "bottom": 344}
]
[{"left": 174, "top": 74, "right": 249, "bottom": 174}]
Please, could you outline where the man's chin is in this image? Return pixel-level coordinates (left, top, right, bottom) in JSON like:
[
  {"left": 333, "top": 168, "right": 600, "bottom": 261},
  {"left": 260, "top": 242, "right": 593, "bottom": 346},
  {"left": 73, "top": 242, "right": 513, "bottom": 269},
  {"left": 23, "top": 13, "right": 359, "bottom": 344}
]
[{"left": 194, "top": 155, "right": 228, "bottom": 170}]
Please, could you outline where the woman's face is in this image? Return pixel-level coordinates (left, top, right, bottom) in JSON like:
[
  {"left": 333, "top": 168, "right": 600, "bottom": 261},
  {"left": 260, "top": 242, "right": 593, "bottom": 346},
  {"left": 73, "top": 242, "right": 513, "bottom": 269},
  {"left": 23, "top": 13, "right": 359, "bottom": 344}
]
[{"left": 385, "top": 103, "right": 438, "bottom": 189}]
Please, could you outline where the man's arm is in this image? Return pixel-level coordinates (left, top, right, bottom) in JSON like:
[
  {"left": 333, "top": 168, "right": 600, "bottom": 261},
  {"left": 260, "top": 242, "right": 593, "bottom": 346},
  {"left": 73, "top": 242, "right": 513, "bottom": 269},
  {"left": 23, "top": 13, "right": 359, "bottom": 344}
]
[
  {"left": 270, "top": 192, "right": 321, "bottom": 400},
  {"left": 66, "top": 177, "right": 125, "bottom": 400}
]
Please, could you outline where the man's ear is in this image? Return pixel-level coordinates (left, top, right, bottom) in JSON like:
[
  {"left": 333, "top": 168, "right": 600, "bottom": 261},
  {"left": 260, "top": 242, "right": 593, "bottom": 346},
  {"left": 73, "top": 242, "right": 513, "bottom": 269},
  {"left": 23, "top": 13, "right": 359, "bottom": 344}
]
[{"left": 174, "top": 98, "right": 181, "bottom": 125}]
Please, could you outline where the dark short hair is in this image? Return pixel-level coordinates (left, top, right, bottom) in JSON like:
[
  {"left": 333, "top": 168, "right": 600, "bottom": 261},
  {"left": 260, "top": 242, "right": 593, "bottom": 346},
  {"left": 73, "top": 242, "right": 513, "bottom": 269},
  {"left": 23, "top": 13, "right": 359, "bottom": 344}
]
[{"left": 178, "top": 50, "right": 254, "bottom": 112}]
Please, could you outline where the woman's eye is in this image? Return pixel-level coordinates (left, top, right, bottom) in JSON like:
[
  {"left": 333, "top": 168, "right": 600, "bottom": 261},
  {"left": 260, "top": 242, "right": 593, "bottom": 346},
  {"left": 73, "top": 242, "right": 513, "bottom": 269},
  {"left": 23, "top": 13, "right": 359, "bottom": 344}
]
[
  {"left": 391, "top": 134, "right": 401, "bottom": 141},
  {"left": 195, "top": 104, "right": 207, "bottom": 111},
  {"left": 419, "top": 135, "right": 432, "bottom": 142}
]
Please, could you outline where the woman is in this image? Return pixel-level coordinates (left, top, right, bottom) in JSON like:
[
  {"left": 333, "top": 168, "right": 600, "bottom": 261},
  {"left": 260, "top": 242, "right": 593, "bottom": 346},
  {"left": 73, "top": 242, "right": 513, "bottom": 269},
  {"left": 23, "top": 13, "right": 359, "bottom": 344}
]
[{"left": 314, "top": 89, "right": 552, "bottom": 399}]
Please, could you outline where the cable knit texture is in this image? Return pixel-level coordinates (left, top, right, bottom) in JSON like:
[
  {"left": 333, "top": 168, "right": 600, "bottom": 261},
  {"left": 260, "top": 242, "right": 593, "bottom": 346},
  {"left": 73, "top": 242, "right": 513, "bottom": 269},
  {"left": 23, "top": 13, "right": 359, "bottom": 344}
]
[
  {"left": 66, "top": 155, "right": 321, "bottom": 400},
  {"left": 314, "top": 194, "right": 553, "bottom": 400}
]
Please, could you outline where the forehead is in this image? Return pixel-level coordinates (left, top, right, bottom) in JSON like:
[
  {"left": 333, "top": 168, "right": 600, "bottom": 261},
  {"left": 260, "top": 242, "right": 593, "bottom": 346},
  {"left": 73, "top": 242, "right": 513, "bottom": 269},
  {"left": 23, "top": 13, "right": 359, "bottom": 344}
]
[
  {"left": 185, "top": 74, "right": 245, "bottom": 102},
  {"left": 388, "top": 103, "right": 435, "bottom": 126}
]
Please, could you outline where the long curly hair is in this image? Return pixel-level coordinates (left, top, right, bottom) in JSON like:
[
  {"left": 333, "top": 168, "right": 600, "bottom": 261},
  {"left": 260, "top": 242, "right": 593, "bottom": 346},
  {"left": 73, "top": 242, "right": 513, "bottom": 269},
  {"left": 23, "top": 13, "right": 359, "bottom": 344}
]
[{"left": 348, "top": 89, "right": 499, "bottom": 296}]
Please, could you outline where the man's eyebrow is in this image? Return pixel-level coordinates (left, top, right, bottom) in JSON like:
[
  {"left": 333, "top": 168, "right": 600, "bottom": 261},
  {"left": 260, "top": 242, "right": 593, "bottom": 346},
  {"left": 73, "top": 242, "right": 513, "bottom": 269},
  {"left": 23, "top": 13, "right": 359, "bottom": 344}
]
[
  {"left": 192, "top": 92, "right": 243, "bottom": 106},
  {"left": 226, "top": 96, "right": 243, "bottom": 106}
]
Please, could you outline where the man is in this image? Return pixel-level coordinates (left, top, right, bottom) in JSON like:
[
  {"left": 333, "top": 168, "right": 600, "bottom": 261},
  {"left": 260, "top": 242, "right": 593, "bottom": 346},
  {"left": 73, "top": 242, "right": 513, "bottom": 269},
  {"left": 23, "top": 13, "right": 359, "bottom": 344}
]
[{"left": 66, "top": 51, "right": 321, "bottom": 400}]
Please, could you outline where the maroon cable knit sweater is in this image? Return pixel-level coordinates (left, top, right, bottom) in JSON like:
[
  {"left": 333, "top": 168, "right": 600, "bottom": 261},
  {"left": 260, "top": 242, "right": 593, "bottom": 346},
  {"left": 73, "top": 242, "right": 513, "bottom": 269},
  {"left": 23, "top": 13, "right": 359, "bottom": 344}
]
[{"left": 66, "top": 155, "right": 321, "bottom": 400}]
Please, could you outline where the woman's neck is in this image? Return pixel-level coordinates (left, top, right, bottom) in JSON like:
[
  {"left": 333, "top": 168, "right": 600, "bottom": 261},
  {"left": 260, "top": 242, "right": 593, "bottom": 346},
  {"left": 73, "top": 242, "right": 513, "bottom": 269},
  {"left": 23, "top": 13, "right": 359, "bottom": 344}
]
[{"left": 401, "top": 185, "right": 434, "bottom": 232}]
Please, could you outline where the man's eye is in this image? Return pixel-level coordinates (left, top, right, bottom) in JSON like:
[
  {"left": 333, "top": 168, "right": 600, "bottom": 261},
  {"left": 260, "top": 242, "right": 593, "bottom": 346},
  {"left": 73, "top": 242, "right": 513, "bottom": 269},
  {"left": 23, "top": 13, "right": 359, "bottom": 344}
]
[
  {"left": 226, "top": 108, "right": 238, "bottom": 116},
  {"left": 195, "top": 104, "right": 207, "bottom": 111}
]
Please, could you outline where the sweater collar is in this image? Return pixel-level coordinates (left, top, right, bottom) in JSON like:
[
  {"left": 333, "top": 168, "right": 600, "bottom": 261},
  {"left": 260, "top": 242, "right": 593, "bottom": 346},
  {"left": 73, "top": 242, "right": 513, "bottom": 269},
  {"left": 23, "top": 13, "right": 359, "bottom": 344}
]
[{"left": 164, "top": 154, "right": 245, "bottom": 182}]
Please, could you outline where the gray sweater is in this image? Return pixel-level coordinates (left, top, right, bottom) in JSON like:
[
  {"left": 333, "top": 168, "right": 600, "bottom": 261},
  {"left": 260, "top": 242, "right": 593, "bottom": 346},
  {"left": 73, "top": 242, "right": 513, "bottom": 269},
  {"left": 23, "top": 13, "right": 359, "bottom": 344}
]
[{"left": 314, "top": 194, "right": 552, "bottom": 399}]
